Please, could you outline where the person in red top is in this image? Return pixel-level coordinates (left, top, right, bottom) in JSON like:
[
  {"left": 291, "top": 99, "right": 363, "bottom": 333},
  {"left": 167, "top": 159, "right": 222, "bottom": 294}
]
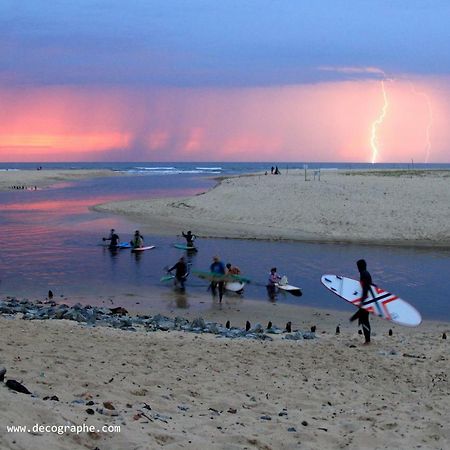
[{"left": 350, "top": 259, "right": 372, "bottom": 344}]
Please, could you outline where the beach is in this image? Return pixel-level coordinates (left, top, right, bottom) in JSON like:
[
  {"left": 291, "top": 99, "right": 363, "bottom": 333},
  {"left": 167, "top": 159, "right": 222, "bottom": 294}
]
[
  {"left": 1, "top": 167, "right": 449, "bottom": 449},
  {"left": 0, "top": 169, "right": 121, "bottom": 191},
  {"left": 1, "top": 299, "right": 448, "bottom": 450},
  {"left": 94, "top": 169, "right": 450, "bottom": 247}
]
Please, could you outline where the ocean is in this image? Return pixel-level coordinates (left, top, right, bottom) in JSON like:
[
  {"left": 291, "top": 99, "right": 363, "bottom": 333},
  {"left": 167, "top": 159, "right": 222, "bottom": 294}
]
[{"left": 0, "top": 162, "right": 449, "bottom": 321}]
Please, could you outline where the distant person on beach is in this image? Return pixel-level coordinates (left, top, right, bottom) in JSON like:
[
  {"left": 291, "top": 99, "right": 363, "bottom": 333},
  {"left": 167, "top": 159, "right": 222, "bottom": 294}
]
[
  {"left": 274, "top": 166, "right": 280, "bottom": 175},
  {"left": 131, "top": 230, "right": 144, "bottom": 249},
  {"left": 182, "top": 230, "right": 197, "bottom": 248},
  {"left": 267, "top": 267, "right": 282, "bottom": 299},
  {"left": 349, "top": 259, "right": 372, "bottom": 344},
  {"left": 210, "top": 256, "right": 226, "bottom": 302},
  {"left": 226, "top": 263, "right": 241, "bottom": 275},
  {"left": 271, "top": 166, "right": 274, "bottom": 174},
  {"left": 168, "top": 256, "right": 188, "bottom": 290},
  {"left": 103, "top": 229, "right": 120, "bottom": 248}
]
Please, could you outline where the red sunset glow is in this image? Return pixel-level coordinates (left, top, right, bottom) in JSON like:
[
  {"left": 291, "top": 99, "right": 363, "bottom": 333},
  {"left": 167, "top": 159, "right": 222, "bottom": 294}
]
[{"left": 1, "top": 78, "right": 448, "bottom": 162}]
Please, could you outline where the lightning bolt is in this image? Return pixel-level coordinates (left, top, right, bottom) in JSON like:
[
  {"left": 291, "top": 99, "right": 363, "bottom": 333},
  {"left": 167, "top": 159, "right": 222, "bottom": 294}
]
[
  {"left": 409, "top": 83, "right": 433, "bottom": 163},
  {"left": 370, "top": 80, "right": 389, "bottom": 164}
]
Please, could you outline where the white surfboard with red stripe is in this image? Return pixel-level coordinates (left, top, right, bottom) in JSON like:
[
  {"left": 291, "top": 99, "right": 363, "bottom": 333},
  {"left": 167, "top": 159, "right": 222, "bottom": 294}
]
[{"left": 321, "top": 274, "right": 422, "bottom": 327}]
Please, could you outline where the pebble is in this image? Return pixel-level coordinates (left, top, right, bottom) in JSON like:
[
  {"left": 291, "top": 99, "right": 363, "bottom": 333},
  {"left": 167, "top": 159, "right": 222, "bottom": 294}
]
[
  {"left": 260, "top": 415, "right": 272, "bottom": 421},
  {"left": 5, "top": 379, "right": 31, "bottom": 395},
  {"left": 287, "top": 427, "right": 296, "bottom": 432},
  {"left": 0, "top": 367, "right": 6, "bottom": 382},
  {"left": 0, "top": 298, "right": 319, "bottom": 342}
]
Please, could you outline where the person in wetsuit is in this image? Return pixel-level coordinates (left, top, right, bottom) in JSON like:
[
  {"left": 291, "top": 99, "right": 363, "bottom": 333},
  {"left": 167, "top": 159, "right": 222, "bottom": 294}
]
[
  {"left": 168, "top": 256, "right": 188, "bottom": 290},
  {"left": 182, "top": 231, "right": 197, "bottom": 248},
  {"left": 266, "top": 267, "right": 282, "bottom": 300},
  {"left": 103, "top": 229, "right": 120, "bottom": 249},
  {"left": 131, "top": 230, "right": 144, "bottom": 249},
  {"left": 210, "top": 256, "right": 226, "bottom": 302},
  {"left": 350, "top": 259, "right": 372, "bottom": 344}
]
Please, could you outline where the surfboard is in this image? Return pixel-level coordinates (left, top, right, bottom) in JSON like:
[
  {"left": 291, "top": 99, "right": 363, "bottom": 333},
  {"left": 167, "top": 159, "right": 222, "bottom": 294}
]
[
  {"left": 320, "top": 274, "right": 422, "bottom": 327},
  {"left": 225, "top": 281, "right": 245, "bottom": 293},
  {"left": 174, "top": 243, "right": 197, "bottom": 251},
  {"left": 276, "top": 276, "right": 302, "bottom": 297},
  {"left": 131, "top": 245, "right": 156, "bottom": 253},
  {"left": 192, "top": 270, "right": 251, "bottom": 283},
  {"left": 160, "top": 274, "right": 175, "bottom": 283}
]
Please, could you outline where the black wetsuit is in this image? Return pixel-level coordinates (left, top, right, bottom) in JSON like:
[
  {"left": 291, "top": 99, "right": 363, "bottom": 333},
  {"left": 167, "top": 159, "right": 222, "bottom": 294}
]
[
  {"left": 169, "top": 260, "right": 188, "bottom": 289},
  {"left": 350, "top": 266, "right": 372, "bottom": 343},
  {"left": 106, "top": 233, "right": 120, "bottom": 248},
  {"left": 182, "top": 232, "right": 196, "bottom": 247}
]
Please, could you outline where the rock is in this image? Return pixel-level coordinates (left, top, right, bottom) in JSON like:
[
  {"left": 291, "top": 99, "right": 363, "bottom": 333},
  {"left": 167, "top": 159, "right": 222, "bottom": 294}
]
[
  {"left": 443, "top": 333, "right": 447, "bottom": 340},
  {"left": 245, "top": 321, "right": 251, "bottom": 331},
  {"left": 301, "top": 420, "right": 308, "bottom": 426},
  {"left": 267, "top": 321, "right": 272, "bottom": 329},
  {"left": 389, "top": 329, "right": 393, "bottom": 336},
  {"left": 86, "top": 408, "right": 95, "bottom": 415},
  {"left": 335, "top": 326, "right": 340, "bottom": 335},
  {"left": 225, "top": 320, "right": 230, "bottom": 329},
  {"left": 110, "top": 307, "right": 128, "bottom": 316},
  {"left": 0, "top": 367, "right": 6, "bottom": 382},
  {"left": 103, "top": 401, "right": 115, "bottom": 410},
  {"left": 249, "top": 323, "right": 264, "bottom": 333},
  {"left": 310, "top": 325, "right": 316, "bottom": 333},
  {"left": 285, "top": 321, "right": 292, "bottom": 333},
  {"left": 227, "top": 408, "right": 237, "bottom": 414},
  {"left": 260, "top": 415, "right": 272, "bottom": 420},
  {"left": 288, "top": 427, "right": 296, "bottom": 432},
  {"left": 191, "top": 317, "right": 206, "bottom": 330},
  {"left": 5, "top": 379, "right": 31, "bottom": 395}
]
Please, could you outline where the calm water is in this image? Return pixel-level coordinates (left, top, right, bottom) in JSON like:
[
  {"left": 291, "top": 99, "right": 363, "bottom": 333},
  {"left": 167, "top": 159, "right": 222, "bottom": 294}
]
[{"left": 0, "top": 162, "right": 449, "bottom": 321}]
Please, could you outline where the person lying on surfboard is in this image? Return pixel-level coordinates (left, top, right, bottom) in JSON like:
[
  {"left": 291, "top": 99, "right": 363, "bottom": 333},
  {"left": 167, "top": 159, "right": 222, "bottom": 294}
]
[
  {"left": 131, "top": 230, "right": 144, "bottom": 249},
  {"left": 168, "top": 256, "right": 189, "bottom": 291},
  {"left": 182, "top": 230, "right": 197, "bottom": 248},
  {"left": 349, "top": 259, "right": 372, "bottom": 345},
  {"left": 266, "top": 267, "right": 282, "bottom": 300},
  {"left": 210, "top": 256, "right": 226, "bottom": 302}
]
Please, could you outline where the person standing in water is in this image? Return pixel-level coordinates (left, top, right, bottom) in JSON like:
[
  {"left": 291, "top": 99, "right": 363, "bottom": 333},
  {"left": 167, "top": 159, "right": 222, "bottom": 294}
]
[
  {"left": 131, "top": 230, "right": 144, "bottom": 249},
  {"left": 103, "top": 229, "right": 120, "bottom": 249},
  {"left": 350, "top": 259, "right": 372, "bottom": 344},
  {"left": 168, "top": 256, "right": 189, "bottom": 291},
  {"left": 182, "top": 230, "right": 197, "bottom": 248},
  {"left": 266, "top": 267, "right": 282, "bottom": 300},
  {"left": 210, "top": 256, "right": 226, "bottom": 302}
]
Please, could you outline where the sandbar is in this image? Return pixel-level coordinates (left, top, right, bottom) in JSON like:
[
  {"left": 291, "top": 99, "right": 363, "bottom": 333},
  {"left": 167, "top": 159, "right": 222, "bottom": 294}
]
[{"left": 94, "top": 169, "right": 450, "bottom": 247}]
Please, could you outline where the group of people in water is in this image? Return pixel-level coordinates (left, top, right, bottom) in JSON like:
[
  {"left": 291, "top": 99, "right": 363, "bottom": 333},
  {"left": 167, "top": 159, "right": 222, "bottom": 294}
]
[{"left": 102, "top": 228, "right": 374, "bottom": 344}]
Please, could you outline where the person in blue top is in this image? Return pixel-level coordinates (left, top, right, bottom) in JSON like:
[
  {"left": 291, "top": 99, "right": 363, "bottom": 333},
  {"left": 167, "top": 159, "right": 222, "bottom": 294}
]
[{"left": 210, "top": 256, "right": 226, "bottom": 302}]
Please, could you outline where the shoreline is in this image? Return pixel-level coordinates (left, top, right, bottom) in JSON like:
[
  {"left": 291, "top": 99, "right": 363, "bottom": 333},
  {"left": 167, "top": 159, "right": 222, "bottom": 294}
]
[{"left": 93, "top": 169, "right": 450, "bottom": 248}]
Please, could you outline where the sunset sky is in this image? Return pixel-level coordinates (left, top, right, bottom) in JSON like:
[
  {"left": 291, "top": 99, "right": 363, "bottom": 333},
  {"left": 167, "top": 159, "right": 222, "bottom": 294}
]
[{"left": 1, "top": 1, "right": 450, "bottom": 162}]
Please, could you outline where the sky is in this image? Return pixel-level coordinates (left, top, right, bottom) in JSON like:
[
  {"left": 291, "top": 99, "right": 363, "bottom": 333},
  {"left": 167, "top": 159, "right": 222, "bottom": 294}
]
[{"left": 1, "top": 0, "right": 450, "bottom": 162}]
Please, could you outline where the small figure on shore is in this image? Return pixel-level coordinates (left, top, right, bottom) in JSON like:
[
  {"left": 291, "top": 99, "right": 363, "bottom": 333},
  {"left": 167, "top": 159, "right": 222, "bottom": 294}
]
[
  {"left": 210, "top": 256, "right": 226, "bottom": 302},
  {"left": 350, "top": 259, "right": 372, "bottom": 345},
  {"left": 168, "top": 256, "right": 189, "bottom": 291},
  {"left": 267, "top": 267, "right": 282, "bottom": 300},
  {"left": 103, "top": 229, "right": 120, "bottom": 248},
  {"left": 274, "top": 166, "right": 280, "bottom": 175},
  {"left": 131, "top": 230, "right": 144, "bottom": 249},
  {"left": 271, "top": 166, "right": 274, "bottom": 174},
  {"left": 226, "top": 263, "right": 241, "bottom": 275},
  {"left": 182, "top": 230, "right": 197, "bottom": 248}
]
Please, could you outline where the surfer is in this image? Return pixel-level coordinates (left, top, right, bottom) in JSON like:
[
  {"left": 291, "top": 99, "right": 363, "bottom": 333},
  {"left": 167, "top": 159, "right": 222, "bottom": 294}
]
[
  {"left": 182, "top": 230, "right": 197, "bottom": 248},
  {"left": 226, "top": 263, "right": 241, "bottom": 275},
  {"left": 168, "top": 256, "right": 188, "bottom": 291},
  {"left": 210, "top": 256, "right": 226, "bottom": 302},
  {"left": 131, "top": 230, "right": 144, "bottom": 249},
  {"left": 103, "top": 229, "right": 120, "bottom": 249},
  {"left": 350, "top": 259, "right": 372, "bottom": 344},
  {"left": 267, "top": 267, "right": 282, "bottom": 300}
]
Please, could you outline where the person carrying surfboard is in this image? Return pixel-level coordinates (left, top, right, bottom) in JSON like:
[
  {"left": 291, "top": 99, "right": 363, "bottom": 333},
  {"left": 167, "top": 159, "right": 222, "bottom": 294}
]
[
  {"left": 226, "top": 263, "right": 241, "bottom": 275},
  {"left": 182, "top": 230, "right": 197, "bottom": 248},
  {"left": 349, "top": 259, "right": 372, "bottom": 344},
  {"left": 131, "top": 230, "right": 144, "bottom": 249},
  {"left": 168, "top": 256, "right": 189, "bottom": 291},
  {"left": 210, "top": 256, "right": 226, "bottom": 302}
]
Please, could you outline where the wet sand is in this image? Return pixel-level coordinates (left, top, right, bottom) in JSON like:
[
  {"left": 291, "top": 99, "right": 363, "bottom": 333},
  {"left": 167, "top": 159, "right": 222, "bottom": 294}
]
[
  {"left": 0, "top": 298, "right": 448, "bottom": 450},
  {"left": 94, "top": 169, "right": 450, "bottom": 247}
]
